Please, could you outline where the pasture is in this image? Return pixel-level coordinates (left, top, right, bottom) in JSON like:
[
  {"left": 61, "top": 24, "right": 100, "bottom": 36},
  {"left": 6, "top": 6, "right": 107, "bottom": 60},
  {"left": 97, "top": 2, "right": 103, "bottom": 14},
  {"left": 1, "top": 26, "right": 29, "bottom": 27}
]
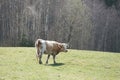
[{"left": 0, "top": 47, "right": 120, "bottom": 80}]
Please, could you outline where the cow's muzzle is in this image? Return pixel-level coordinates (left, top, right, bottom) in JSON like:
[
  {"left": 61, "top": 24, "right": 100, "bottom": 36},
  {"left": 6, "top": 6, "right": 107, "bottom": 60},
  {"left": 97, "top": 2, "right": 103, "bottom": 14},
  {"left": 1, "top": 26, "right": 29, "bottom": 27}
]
[{"left": 65, "top": 50, "right": 68, "bottom": 52}]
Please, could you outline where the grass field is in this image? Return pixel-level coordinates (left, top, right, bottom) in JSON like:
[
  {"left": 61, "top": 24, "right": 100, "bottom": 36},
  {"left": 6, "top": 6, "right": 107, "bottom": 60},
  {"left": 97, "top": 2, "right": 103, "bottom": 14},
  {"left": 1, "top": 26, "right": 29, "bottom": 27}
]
[{"left": 0, "top": 47, "right": 120, "bottom": 80}]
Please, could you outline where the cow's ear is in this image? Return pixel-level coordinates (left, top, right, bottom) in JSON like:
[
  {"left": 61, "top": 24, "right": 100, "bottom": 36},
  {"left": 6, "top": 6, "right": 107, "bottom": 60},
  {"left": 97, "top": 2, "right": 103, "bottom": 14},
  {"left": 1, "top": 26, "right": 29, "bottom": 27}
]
[{"left": 57, "top": 44, "right": 63, "bottom": 49}]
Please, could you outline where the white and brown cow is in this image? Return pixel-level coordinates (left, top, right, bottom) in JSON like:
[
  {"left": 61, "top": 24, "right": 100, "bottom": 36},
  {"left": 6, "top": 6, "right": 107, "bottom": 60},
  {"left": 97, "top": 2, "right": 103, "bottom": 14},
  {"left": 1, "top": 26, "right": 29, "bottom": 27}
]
[{"left": 35, "top": 39, "right": 68, "bottom": 64}]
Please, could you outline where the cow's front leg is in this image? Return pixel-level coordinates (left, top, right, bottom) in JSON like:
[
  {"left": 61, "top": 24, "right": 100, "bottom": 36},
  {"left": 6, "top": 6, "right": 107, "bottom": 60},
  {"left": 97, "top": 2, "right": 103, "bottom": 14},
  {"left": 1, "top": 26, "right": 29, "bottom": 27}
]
[
  {"left": 53, "top": 55, "right": 56, "bottom": 64},
  {"left": 46, "top": 54, "right": 50, "bottom": 64},
  {"left": 38, "top": 53, "right": 43, "bottom": 64}
]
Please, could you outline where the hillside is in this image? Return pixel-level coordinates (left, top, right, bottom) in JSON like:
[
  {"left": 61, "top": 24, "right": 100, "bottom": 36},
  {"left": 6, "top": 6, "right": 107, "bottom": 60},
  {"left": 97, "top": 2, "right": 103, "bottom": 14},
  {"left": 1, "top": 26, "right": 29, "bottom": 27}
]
[
  {"left": 0, "top": 47, "right": 120, "bottom": 80},
  {"left": 0, "top": 0, "right": 120, "bottom": 52}
]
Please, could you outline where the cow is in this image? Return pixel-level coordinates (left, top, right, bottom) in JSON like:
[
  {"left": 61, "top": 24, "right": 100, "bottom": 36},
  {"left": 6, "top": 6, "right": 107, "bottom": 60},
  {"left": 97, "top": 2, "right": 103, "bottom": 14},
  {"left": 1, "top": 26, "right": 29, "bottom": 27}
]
[{"left": 35, "top": 39, "right": 68, "bottom": 64}]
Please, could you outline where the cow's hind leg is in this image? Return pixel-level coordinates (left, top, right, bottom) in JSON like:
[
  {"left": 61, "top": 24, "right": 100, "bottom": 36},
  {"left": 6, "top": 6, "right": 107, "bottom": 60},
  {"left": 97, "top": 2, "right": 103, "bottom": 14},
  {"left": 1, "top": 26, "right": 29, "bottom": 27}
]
[
  {"left": 36, "top": 48, "right": 42, "bottom": 64},
  {"left": 46, "top": 54, "right": 50, "bottom": 64},
  {"left": 39, "top": 53, "right": 43, "bottom": 64}
]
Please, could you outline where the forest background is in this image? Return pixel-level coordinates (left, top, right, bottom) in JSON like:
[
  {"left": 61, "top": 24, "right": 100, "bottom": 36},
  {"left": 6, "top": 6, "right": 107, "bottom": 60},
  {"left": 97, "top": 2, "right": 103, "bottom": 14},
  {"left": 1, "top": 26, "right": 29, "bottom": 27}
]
[{"left": 0, "top": 0, "right": 120, "bottom": 52}]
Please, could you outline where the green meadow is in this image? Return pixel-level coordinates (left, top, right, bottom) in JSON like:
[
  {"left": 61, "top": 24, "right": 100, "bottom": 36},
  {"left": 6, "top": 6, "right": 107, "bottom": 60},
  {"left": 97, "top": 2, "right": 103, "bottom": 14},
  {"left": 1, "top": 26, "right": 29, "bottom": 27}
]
[{"left": 0, "top": 47, "right": 120, "bottom": 80}]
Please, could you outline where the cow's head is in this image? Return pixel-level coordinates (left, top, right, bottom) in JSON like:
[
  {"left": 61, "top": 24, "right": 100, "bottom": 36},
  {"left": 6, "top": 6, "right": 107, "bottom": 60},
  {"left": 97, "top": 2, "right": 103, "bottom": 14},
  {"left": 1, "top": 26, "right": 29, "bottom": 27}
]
[{"left": 59, "top": 43, "right": 69, "bottom": 52}]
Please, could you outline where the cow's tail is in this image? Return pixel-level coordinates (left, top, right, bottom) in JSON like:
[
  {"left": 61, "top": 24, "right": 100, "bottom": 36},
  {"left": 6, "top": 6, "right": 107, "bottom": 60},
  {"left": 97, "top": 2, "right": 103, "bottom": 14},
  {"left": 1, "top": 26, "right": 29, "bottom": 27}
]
[
  {"left": 35, "top": 39, "right": 41, "bottom": 48},
  {"left": 35, "top": 39, "right": 41, "bottom": 61}
]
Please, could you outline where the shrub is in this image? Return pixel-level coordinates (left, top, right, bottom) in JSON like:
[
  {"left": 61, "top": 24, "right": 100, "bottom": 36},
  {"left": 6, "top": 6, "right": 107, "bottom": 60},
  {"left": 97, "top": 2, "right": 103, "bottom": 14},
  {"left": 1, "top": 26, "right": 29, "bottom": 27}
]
[
  {"left": 19, "top": 34, "right": 34, "bottom": 47},
  {"left": 104, "top": 0, "right": 118, "bottom": 7}
]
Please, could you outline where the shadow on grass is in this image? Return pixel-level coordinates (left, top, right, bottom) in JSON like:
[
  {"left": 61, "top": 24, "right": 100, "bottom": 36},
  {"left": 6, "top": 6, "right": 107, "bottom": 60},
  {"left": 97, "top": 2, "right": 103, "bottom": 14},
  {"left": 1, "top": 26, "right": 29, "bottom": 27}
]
[{"left": 46, "top": 63, "right": 65, "bottom": 67}]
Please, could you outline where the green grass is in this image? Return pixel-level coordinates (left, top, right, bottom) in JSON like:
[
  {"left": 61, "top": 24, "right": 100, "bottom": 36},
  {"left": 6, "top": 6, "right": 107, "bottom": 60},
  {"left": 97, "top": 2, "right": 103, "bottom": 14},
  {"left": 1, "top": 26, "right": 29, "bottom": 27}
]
[{"left": 0, "top": 47, "right": 120, "bottom": 80}]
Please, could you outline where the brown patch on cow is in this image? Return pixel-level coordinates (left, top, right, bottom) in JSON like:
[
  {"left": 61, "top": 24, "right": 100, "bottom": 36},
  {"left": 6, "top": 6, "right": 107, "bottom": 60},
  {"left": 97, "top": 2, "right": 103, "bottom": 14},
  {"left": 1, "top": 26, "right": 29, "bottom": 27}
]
[
  {"left": 57, "top": 44, "right": 63, "bottom": 50},
  {"left": 45, "top": 42, "right": 62, "bottom": 54},
  {"left": 52, "top": 43, "right": 62, "bottom": 53},
  {"left": 37, "top": 40, "right": 41, "bottom": 47}
]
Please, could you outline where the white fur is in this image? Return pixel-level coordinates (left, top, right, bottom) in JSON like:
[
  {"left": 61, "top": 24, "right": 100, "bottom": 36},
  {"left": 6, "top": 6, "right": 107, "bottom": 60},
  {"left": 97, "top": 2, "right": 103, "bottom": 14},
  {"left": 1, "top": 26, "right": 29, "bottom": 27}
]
[
  {"left": 40, "top": 39, "right": 46, "bottom": 54},
  {"left": 62, "top": 43, "right": 68, "bottom": 51}
]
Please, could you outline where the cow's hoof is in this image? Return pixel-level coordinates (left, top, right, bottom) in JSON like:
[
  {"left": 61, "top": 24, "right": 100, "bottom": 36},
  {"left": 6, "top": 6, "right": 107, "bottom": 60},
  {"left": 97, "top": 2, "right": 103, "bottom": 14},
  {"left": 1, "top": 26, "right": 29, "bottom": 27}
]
[
  {"left": 54, "top": 62, "right": 57, "bottom": 64},
  {"left": 46, "top": 62, "right": 48, "bottom": 64},
  {"left": 39, "top": 61, "right": 42, "bottom": 64},
  {"left": 45, "top": 63, "right": 49, "bottom": 66}
]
